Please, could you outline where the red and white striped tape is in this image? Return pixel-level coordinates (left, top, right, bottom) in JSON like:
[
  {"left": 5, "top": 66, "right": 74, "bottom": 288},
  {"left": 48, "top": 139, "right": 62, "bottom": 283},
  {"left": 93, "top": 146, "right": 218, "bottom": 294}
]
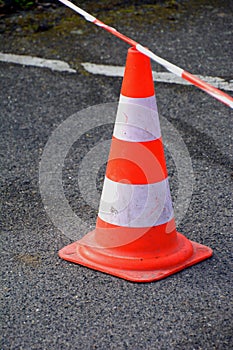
[{"left": 58, "top": 0, "right": 233, "bottom": 109}]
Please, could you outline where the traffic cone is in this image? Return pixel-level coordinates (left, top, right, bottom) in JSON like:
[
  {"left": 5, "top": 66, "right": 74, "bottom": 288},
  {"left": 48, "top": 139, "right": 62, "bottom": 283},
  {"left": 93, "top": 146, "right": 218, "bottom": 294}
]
[{"left": 59, "top": 47, "right": 212, "bottom": 282}]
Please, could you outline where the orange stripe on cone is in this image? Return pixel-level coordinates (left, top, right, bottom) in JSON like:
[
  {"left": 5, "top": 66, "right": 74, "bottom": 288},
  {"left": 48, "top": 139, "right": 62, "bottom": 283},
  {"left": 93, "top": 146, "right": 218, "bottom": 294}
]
[
  {"left": 106, "top": 136, "right": 168, "bottom": 184},
  {"left": 58, "top": 47, "right": 212, "bottom": 282}
]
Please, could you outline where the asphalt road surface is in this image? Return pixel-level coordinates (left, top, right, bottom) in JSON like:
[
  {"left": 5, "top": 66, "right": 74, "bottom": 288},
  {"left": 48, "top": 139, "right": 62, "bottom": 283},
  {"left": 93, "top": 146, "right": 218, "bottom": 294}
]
[{"left": 1, "top": 1, "right": 233, "bottom": 349}]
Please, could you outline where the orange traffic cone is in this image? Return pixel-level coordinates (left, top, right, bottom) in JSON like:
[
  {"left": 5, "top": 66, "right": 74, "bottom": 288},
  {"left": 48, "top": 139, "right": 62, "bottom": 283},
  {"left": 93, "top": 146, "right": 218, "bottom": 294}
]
[{"left": 59, "top": 47, "right": 212, "bottom": 282}]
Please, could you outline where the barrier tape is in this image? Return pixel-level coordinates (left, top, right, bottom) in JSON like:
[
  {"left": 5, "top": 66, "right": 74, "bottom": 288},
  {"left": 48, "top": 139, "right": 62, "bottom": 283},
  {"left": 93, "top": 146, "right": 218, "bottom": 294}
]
[{"left": 58, "top": 0, "right": 233, "bottom": 109}]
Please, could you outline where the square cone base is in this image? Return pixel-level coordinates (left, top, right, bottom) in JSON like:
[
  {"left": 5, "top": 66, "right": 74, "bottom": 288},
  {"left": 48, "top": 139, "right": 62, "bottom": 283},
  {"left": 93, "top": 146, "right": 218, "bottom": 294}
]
[{"left": 58, "top": 231, "right": 212, "bottom": 282}]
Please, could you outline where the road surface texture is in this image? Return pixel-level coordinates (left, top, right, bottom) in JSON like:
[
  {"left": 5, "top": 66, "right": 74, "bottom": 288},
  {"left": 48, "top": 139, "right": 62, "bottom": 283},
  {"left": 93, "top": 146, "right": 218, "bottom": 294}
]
[{"left": 1, "top": 0, "right": 232, "bottom": 349}]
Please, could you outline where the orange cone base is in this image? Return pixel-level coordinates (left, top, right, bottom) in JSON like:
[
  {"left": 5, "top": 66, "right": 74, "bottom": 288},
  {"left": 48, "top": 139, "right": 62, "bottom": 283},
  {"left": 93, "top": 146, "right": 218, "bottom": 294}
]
[{"left": 59, "top": 232, "right": 212, "bottom": 282}]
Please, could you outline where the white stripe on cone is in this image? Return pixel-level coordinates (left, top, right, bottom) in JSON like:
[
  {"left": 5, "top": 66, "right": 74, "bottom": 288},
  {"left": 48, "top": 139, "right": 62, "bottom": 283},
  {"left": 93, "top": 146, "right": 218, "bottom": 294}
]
[
  {"left": 98, "top": 177, "right": 174, "bottom": 228},
  {"left": 113, "top": 95, "right": 161, "bottom": 142}
]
